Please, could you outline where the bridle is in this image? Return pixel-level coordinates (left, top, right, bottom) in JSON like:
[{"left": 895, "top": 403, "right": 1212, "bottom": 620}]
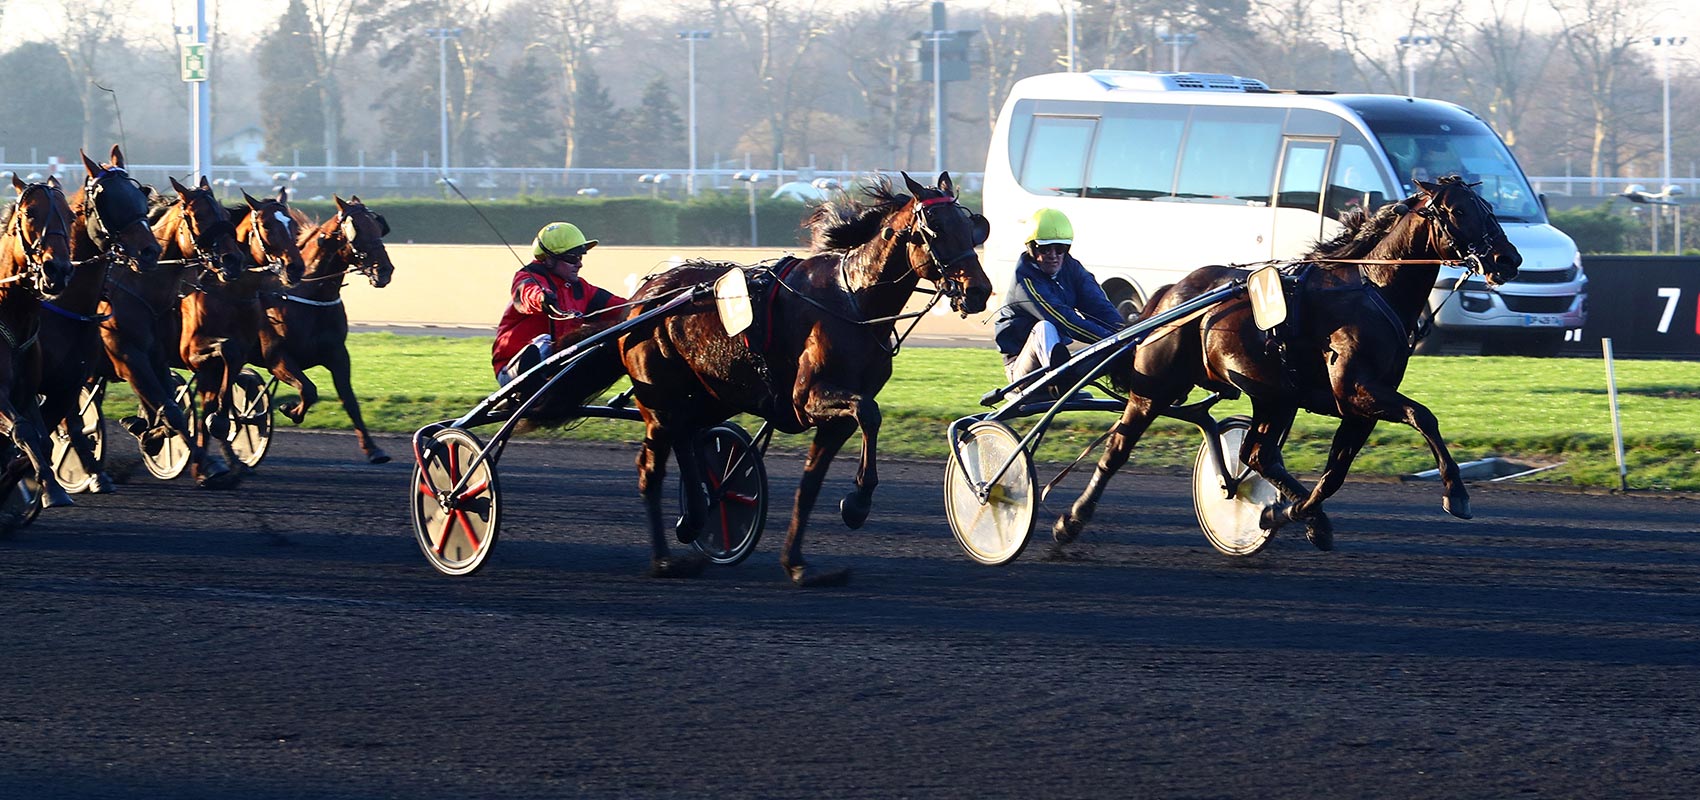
[
  {"left": 1410, "top": 180, "right": 1510, "bottom": 280},
  {"left": 239, "top": 203, "right": 299, "bottom": 276},
  {"left": 906, "top": 194, "right": 981, "bottom": 311},
  {"left": 326, "top": 207, "right": 392, "bottom": 285},
  {"left": 174, "top": 188, "right": 239, "bottom": 280},
  {"left": 4, "top": 182, "right": 71, "bottom": 295}
]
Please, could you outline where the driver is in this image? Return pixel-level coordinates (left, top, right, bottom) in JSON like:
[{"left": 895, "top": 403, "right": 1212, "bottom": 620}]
[
  {"left": 992, "top": 208, "right": 1122, "bottom": 383},
  {"left": 492, "top": 221, "right": 626, "bottom": 386}
]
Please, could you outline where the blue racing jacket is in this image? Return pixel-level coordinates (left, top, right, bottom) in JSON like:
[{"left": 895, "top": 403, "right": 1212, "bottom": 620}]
[{"left": 992, "top": 253, "right": 1122, "bottom": 355}]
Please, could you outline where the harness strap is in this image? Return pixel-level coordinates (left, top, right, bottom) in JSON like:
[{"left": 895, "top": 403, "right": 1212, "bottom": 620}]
[
  {"left": 0, "top": 314, "right": 40, "bottom": 352},
  {"left": 280, "top": 293, "right": 345, "bottom": 307},
  {"left": 42, "top": 301, "right": 110, "bottom": 323}
]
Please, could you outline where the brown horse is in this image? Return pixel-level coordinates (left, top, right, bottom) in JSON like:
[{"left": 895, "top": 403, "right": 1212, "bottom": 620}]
[
  {"left": 251, "top": 194, "right": 394, "bottom": 463},
  {"left": 619, "top": 172, "right": 992, "bottom": 585},
  {"left": 90, "top": 149, "right": 242, "bottom": 488},
  {"left": 158, "top": 180, "right": 263, "bottom": 472},
  {"left": 0, "top": 175, "right": 78, "bottom": 512},
  {"left": 1053, "top": 176, "right": 1521, "bottom": 551},
  {"left": 43, "top": 147, "right": 166, "bottom": 492}
]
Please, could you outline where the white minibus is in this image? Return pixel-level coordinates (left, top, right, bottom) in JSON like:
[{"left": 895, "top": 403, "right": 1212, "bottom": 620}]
[{"left": 981, "top": 70, "right": 1587, "bottom": 356}]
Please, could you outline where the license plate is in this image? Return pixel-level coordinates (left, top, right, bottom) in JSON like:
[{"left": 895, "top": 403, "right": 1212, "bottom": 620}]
[{"left": 1522, "top": 314, "right": 1563, "bottom": 327}]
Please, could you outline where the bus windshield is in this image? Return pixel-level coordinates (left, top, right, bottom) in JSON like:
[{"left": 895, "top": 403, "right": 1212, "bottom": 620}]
[{"left": 1366, "top": 116, "right": 1544, "bottom": 223}]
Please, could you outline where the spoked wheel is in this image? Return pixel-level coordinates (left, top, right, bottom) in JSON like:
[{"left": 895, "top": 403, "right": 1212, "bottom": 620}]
[
  {"left": 225, "top": 368, "right": 274, "bottom": 468},
  {"left": 944, "top": 420, "right": 1038, "bottom": 565},
  {"left": 411, "top": 427, "right": 501, "bottom": 576},
  {"left": 51, "top": 380, "right": 107, "bottom": 494},
  {"left": 139, "top": 371, "right": 194, "bottom": 481},
  {"left": 680, "top": 423, "right": 768, "bottom": 565},
  {"left": 1192, "top": 415, "right": 1282, "bottom": 557}
]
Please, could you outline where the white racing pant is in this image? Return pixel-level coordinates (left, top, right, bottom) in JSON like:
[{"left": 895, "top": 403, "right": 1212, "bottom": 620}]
[
  {"left": 498, "top": 333, "right": 554, "bottom": 387},
  {"left": 1004, "top": 321, "right": 1068, "bottom": 383}
]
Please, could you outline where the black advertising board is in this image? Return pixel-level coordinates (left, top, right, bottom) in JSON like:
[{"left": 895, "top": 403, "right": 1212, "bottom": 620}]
[{"left": 1557, "top": 256, "right": 1700, "bottom": 358}]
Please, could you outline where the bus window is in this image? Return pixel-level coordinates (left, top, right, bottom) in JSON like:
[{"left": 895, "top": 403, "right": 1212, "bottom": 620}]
[
  {"left": 1324, "top": 140, "right": 1396, "bottom": 218},
  {"left": 1175, "top": 106, "right": 1284, "bottom": 204},
  {"left": 1085, "top": 106, "right": 1188, "bottom": 199},
  {"left": 1018, "top": 115, "right": 1097, "bottom": 196},
  {"left": 1277, "top": 140, "right": 1330, "bottom": 214}
]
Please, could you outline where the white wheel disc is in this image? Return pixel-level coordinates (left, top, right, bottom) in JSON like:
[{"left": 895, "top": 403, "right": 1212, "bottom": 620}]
[
  {"left": 1193, "top": 416, "right": 1281, "bottom": 556},
  {"left": 944, "top": 420, "right": 1038, "bottom": 565}
]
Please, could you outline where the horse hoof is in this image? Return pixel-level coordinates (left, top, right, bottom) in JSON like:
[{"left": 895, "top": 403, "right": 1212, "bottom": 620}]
[
  {"left": 1052, "top": 515, "right": 1081, "bottom": 545},
  {"left": 1306, "top": 512, "right": 1334, "bottom": 552},
  {"left": 1260, "top": 502, "right": 1292, "bottom": 532},
  {"left": 42, "top": 489, "right": 75, "bottom": 509},
  {"left": 649, "top": 553, "right": 709, "bottom": 579},
  {"left": 1443, "top": 493, "right": 1472, "bottom": 520},
  {"left": 89, "top": 473, "right": 115, "bottom": 494},
  {"left": 280, "top": 402, "right": 306, "bottom": 425},
  {"left": 839, "top": 493, "right": 871, "bottom": 529},
  {"left": 673, "top": 515, "right": 700, "bottom": 545},
  {"left": 788, "top": 565, "right": 851, "bottom": 588},
  {"left": 366, "top": 448, "right": 391, "bottom": 465},
  {"left": 195, "top": 464, "right": 240, "bottom": 490}
]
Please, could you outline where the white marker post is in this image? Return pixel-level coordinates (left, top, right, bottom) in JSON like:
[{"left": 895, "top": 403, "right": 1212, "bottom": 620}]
[{"left": 1602, "top": 338, "right": 1629, "bottom": 491}]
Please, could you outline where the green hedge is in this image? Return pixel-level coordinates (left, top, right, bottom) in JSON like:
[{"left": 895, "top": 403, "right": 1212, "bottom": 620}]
[
  {"left": 1549, "top": 203, "right": 1637, "bottom": 254},
  {"left": 293, "top": 193, "right": 818, "bottom": 248}
]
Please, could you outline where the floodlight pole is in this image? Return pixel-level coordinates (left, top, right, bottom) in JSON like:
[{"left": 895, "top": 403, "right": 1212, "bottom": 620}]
[
  {"left": 678, "top": 32, "right": 712, "bottom": 195},
  {"left": 425, "top": 27, "right": 461, "bottom": 178},
  {"left": 190, "top": 0, "right": 211, "bottom": 180}
]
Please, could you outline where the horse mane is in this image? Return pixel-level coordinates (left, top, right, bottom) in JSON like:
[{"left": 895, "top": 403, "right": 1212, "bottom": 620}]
[
  {"left": 0, "top": 202, "right": 13, "bottom": 230},
  {"left": 1307, "top": 197, "right": 1414, "bottom": 261},
  {"left": 146, "top": 191, "right": 180, "bottom": 225},
  {"left": 805, "top": 176, "right": 909, "bottom": 253}
]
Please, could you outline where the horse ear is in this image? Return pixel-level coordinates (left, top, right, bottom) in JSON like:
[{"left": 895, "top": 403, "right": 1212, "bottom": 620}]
[
  {"left": 11, "top": 174, "right": 25, "bottom": 193},
  {"left": 47, "top": 175, "right": 61, "bottom": 189},
  {"left": 937, "top": 171, "right": 955, "bottom": 196},
  {"left": 242, "top": 190, "right": 262, "bottom": 209},
  {"left": 199, "top": 175, "right": 212, "bottom": 190},
  {"left": 170, "top": 176, "right": 190, "bottom": 195},
  {"left": 81, "top": 149, "right": 101, "bottom": 177},
  {"left": 349, "top": 194, "right": 362, "bottom": 204},
  {"left": 277, "top": 186, "right": 290, "bottom": 204},
  {"left": 110, "top": 144, "right": 125, "bottom": 169},
  {"left": 901, "top": 171, "right": 926, "bottom": 198},
  {"left": 333, "top": 195, "right": 349, "bottom": 214}
]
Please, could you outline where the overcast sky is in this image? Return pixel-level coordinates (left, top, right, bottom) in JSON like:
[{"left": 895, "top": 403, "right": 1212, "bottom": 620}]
[{"left": 0, "top": 0, "right": 1693, "bottom": 63}]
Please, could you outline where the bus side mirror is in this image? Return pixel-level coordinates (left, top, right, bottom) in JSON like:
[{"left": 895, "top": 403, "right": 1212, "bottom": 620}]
[{"left": 1538, "top": 193, "right": 1550, "bottom": 215}]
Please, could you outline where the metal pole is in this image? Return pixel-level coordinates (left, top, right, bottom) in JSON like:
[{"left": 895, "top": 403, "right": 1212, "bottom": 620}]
[
  {"left": 191, "top": 0, "right": 211, "bottom": 180},
  {"left": 1406, "top": 59, "right": 1416, "bottom": 97},
  {"left": 1065, "top": 3, "right": 1075, "bottom": 72},
  {"left": 932, "top": 30, "right": 943, "bottom": 174},
  {"left": 1603, "top": 338, "right": 1629, "bottom": 491},
  {"left": 425, "top": 28, "right": 460, "bottom": 179},
  {"left": 688, "top": 37, "right": 698, "bottom": 195}
]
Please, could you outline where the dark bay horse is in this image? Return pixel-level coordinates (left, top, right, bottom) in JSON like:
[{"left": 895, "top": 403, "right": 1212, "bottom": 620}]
[
  {"left": 44, "top": 148, "right": 165, "bottom": 492},
  {"left": 619, "top": 172, "right": 992, "bottom": 585},
  {"left": 251, "top": 194, "right": 394, "bottom": 463},
  {"left": 0, "top": 175, "right": 78, "bottom": 511},
  {"left": 90, "top": 150, "right": 243, "bottom": 488},
  {"left": 1054, "top": 176, "right": 1521, "bottom": 551},
  {"left": 158, "top": 180, "right": 262, "bottom": 472}
]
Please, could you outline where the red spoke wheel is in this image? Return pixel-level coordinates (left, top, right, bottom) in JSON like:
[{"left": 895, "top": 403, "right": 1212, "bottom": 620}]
[
  {"left": 226, "top": 368, "right": 274, "bottom": 468},
  {"left": 411, "top": 427, "right": 501, "bottom": 576},
  {"left": 139, "top": 371, "right": 194, "bottom": 481},
  {"left": 51, "top": 380, "right": 107, "bottom": 494},
  {"left": 682, "top": 423, "right": 768, "bottom": 566}
]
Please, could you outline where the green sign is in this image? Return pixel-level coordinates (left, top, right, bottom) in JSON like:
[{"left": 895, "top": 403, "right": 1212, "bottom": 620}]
[{"left": 181, "top": 43, "right": 208, "bottom": 82}]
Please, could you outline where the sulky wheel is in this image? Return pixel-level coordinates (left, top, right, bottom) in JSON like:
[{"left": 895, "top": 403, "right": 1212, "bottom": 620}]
[
  {"left": 225, "top": 368, "right": 274, "bottom": 468},
  {"left": 944, "top": 420, "right": 1038, "bottom": 565},
  {"left": 682, "top": 423, "right": 768, "bottom": 565},
  {"left": 139, "top": 371, "right": 193, "bottom": 481},
  {"left": 411, "top": 427, "right": 501, "bottom": 576},
  {"left": 1192, "top": 415, "right": 1282, "bottom": 557},
  {"left": 51, "top": 379, "right": 107, "bottom": 494}
]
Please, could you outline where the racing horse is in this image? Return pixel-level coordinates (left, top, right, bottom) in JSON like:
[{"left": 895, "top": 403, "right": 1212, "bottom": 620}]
[
  {"left": 159, "top": 179, "right": 265, "bottom": 473},
  {"left": 251, "top": 194, "right": 394, "bottom": 464},
  {"left": 0, "top": 175, "right": 79, "bottom": 511},
  {"left": 91, "top": 151, "right": 244, "bottom": 488},
  {"left": 1053, "top": 176, "right": 1521, "bottom": 550},
  {"left": 619, "top": 172, "right": 992, "bottom": 585},
  {"left": 43, "top": 147, "right": 166, "bottom": 493}
]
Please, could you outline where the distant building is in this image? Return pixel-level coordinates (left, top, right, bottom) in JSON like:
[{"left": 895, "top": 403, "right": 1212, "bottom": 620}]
[{"left": 216, "top": 126, "right": 265, "bottom": 165}]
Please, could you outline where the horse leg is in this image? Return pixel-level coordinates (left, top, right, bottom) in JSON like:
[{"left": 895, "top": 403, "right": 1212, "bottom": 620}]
[
  {"left": 636, "top": 421, "right": 706, "bottom": 579},
  {"left": 323, "top": 347, "right": 389, "bottom": 463},
  {"left": 0, "top": 392, "right": 74, "bottom": 509},
  {"left": 1272, "top": 416, "right": 1381, "bottom": 551},
  {"left": 1353, "top": 389, "right": 1471, "bottom": 520},
  {"left": 793, "top": 387, "right": 882, "bottom": 530},
  {"left": 1052, "top": 394, "right": 1164, "bottom": 545},
  {"left": 266, "top": 356, "right": 318, "bottom": 425},
  {"left": 780, "top": 416, "right": 857, "bottom": 587},
  {"left": 1238, "top": 399, "right": 1334, "bottom": 542},
  {"left": 671, "top": 427, "right": 712, "bottom": 544},
  {"left": 38, "top": 386, "right": 110, "bottom": 495}
]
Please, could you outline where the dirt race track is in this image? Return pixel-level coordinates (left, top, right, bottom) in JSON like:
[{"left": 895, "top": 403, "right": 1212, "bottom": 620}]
[{"left": 2, "top": 428, "right": 1698, "bottom": 799}]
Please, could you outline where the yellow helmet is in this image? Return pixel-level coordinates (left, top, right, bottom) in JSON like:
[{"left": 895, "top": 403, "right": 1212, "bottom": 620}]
[
  {"left": 1024, "top": 208, "right": 1073, "bottom": 246},
  {"left": 532, "top": 222, "right": 598, "bottom": 259}
]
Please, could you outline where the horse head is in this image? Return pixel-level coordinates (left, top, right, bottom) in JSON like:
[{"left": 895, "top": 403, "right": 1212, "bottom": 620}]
[
  {"left": 238, "top": 189, "right": 307, "bottom": 287},
  {"left": 898, "top": 171, "right": 992, "bottom": 315},
  {"left": 6, "top": 174, "right": 73, "bottom": 296},
  {"left": 168, "top": 175, "right": 245, "bottom": 283},
  {"left": 1413, "top": 176, "right": 1521, "bottom": 286},
  {"left": 328, "top": 194, "right": 394, "bottom": 288},
  {"left": 79, "top": 145, "right": 162, "bottom": 272}
]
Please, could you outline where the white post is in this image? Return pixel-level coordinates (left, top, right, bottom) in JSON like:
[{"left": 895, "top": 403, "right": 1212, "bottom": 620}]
[
  {"left": 425, "top": 27, "right": 461, "bottom": 179},
  {"left": 191, "top": 0, "right": 211, "bottom": 180},
  {"left": 678, "top": 31, "right": 712, "bottom": 196},
  {"left": 1602, "top": 338, "right": 1629, "bottom": 491},
  {"left": 1064, "top": 2, "right": 1075, "bottom": 72},
  {"left": 932, "top": 29, "right": 943, "bottom": 174}
]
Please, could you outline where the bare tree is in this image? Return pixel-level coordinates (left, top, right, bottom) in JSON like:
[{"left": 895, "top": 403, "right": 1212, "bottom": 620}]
[
  {"left": 833, "top": 0, "right": 927, "bottom": 168},
  {"left": 1428, "top": 0, "right": 1556, "bottom": 148},
  {"left": 1549, "top": 0, "right": 1660, "bottom": 177},
  {"left": 713, "top": 0, "right": 831, "bottom": 168},
  {"left": 513, "top": 0, "right": 619, "bottom": 170},
  {"left": 53, "top": 0, "right": 136, "bottom": 151}
]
